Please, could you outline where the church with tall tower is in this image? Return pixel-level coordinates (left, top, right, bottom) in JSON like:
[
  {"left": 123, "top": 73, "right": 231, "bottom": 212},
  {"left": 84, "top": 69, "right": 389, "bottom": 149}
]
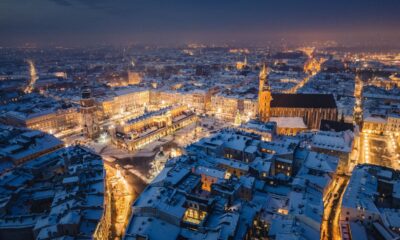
[{"left": 257, "top": 65, "right": 338, "bottom": 131}]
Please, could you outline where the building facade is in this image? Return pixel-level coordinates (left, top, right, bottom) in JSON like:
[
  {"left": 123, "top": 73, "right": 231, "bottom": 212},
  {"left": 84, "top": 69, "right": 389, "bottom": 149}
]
[
  {"left": 99, "top": 89, "right": 150, "bottom": 118},
  {"left": 5, "top": 108, "right": 79, "bottom": 134},
  {"left": 113, "top": 105, "right": 197, "bottom": 151}
]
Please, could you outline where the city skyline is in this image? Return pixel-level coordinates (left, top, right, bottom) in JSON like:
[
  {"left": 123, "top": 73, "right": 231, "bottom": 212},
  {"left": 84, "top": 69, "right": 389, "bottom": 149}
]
[{"left": 1, "top": 1, "right": 400, "bottom": 240}]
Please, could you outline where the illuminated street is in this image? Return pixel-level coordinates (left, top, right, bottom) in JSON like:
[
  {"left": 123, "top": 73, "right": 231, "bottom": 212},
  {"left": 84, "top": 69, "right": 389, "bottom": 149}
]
[
  {"left": 23, "top": 59, "right": 38, "bottom": 94},
  {"left": 104, "top": 164, "right": 137, "bottom": 240},
  {"left": 321, "top": 176, "right": 349, "bottom": 240},
  {"left": 283, "top": 57, "right": 325, "bottom": 94}
]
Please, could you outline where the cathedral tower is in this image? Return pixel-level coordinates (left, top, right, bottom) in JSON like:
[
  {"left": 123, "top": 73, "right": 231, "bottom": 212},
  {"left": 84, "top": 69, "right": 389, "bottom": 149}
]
[{"left": 258, "top": 65, "right": 272, "bottom": 122}]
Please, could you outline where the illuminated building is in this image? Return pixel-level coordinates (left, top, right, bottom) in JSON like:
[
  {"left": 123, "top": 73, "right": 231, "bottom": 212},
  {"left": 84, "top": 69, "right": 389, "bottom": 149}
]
[
  {"left": 4, "top": 108, "right": 79, "bottom": 135},
  {"left": 127, "top": 71, "right": 142, "bottom": 85},
  {"left": 152, "top": 89, "right": 214, "bottom": 114},
  {"left": 211, "top": 94, "right": 240, "bottom": 119},
  {"left": 363, "top": 116, "right": 387, "bottom": 135},
  {"left": 113, "top": 105, "right": 197, "bottom": 151},
  {"left": 80, "top": 87, "right": 99, "bottom": 139},
  {"left": 180, "top": 90, "right": 211, "bottom": 113},
  {"left": 54, "top": 71, "right": 67, "bottom": 78},
  {"left": 1, "top": 94, "right": 79, "bottom": 136},
  {"left": 99, "top": 89, "right": 150, "bottom": 118},
  {"left": 195, "top": 166, "right": 225, "bottom": 191},
  {"left": 389, "top": 73, "right": 400, "bottom": 88},
  {"left": 150, "top": 90, "right": 182, "bottom": 106},
  {"left": 298, "top": 47, "right": 315, "bottom": 58},
  {"left": 214, "top": 157, "right": 249, "bottom": 178},
  {"left": 210, "top": 94, "right": 255, "bottom": 121},
  {"left": 229, "top": 48, "right": 249, "bottom": 54},
  {"left": 115, "top": 89, "right": 148, "bottom": 112},
  {"left": 236, "top": 56, "right": 248, "bottom": 70},
  {"left": 369, "top": 76, "right": 399, "bottom": 90},
  {"left": 104, "top": 70, "right": 142, "bottom": 87},
  {"left": 257, "top": 65, "right": 338, "bottom": 130},
  {"left": 243, "top": 98, "right": 257, "bottom": 119},
  {"left": 386, "top": 114, "right": 400, "bottom": 134},
  {"left": 362, "top": 114, "right": 400, "bottom": 135}
]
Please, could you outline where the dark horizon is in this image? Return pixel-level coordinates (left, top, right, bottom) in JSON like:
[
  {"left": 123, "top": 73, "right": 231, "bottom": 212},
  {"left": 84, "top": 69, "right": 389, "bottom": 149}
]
[{"left": 1, "top": 0, "right": 400, "bottom": 47}]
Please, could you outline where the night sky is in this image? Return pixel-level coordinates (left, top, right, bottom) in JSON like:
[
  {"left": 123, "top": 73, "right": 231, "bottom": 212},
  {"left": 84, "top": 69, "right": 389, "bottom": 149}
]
[{"left": 1, "top": 0, "right": 400, "bottom": 46}]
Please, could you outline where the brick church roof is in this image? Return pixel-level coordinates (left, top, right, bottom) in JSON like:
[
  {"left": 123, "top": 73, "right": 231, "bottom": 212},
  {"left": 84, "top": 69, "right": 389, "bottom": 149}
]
[{"left": 271, "top": 94, "right": 337, "bottom": 109}]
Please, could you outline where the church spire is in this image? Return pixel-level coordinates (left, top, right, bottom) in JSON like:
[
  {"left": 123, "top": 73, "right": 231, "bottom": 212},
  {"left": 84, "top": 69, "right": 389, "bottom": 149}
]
[
  {"left": 259, "top": 64, "right": 269, "bottom": 92},
  {"left": 259, "top": 64, "right": 267, "bottom": 79}
]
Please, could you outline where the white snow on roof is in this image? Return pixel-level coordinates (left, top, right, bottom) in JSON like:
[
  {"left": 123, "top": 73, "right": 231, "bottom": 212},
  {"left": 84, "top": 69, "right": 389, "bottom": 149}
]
[{"left": 270, "top": 117, "right": 307, "bottom": 129}]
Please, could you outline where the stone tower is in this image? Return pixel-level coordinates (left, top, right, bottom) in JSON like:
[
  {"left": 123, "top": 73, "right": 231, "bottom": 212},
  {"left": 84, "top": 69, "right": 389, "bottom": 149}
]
[
  {"left": 80, "top": 87, "right": 99, "bottom": 139},
  {"left": 258, "top": 65, "right": 272, "bottom": 122}
]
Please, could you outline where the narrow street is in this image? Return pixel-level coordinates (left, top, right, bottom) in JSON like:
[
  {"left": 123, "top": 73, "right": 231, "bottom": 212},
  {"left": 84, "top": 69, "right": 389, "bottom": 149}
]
[
  {"left": 283, "top": 56, "right": 325, "bottom": 94},
  {"left": 321, "top": 176, "right": 349, "bottom": 240},
  {"left": 104, "top": 163, "right": 143, "bottom": 240},
  {"left": 283, "top": 74, "right": 313, "bottom": 94}
]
